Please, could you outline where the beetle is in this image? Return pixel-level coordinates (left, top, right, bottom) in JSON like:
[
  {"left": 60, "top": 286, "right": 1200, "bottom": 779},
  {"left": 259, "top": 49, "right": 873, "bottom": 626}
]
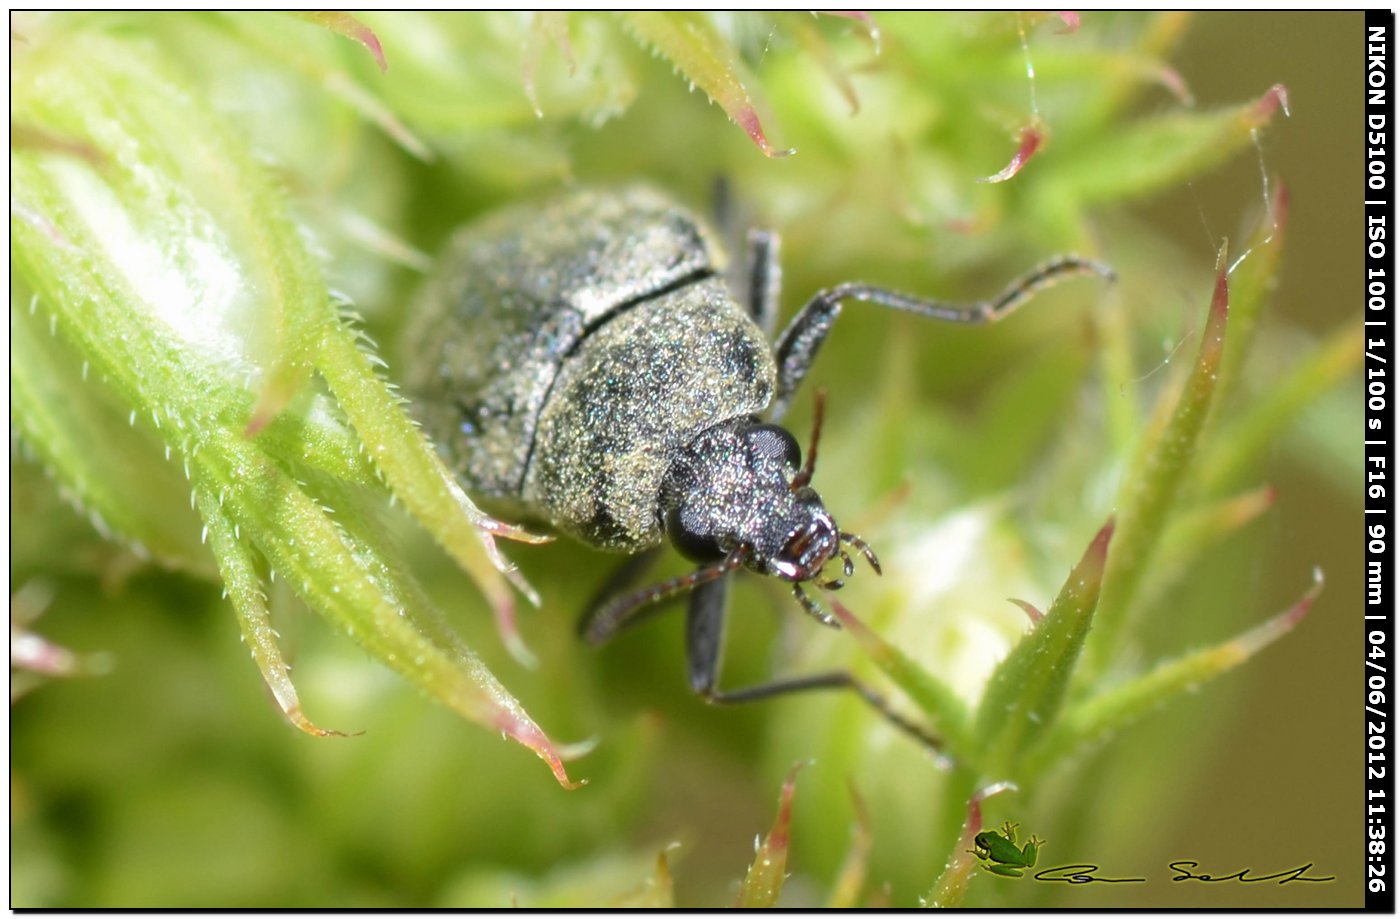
[{"left": 402, "top": 186, "right": 1110, "bottom": 746}]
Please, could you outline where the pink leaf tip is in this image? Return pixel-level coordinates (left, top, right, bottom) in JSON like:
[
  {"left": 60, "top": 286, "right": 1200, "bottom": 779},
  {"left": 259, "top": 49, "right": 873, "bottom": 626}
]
[
  {"left": 499, "top": 715, "right": 587, "bottom": 790},
  {"left": 1209, "top": 266, "right": 1231, "bottom": 329},
  {"left": 769, "top": 760, "right": 809, "bottom": 851},
  {"left": 300, "top": 12, "right": 388, "bottom": 73},
  {"left": 1251, "top": 83, "right": 1290, "bottom": 124},
  {"left": 822, "top": 11, "right": 882, "bottom": 53},
  {"left": 1008, "top": 598, "right": 1044, "bottom": 623},
  {"left": 1156, "top": 65, "right": 1195, "bottom": 106},
  {"left": 1087, "top": 516, "right": 1116, "bottom": 565},
  {"left": 978, "top": 122, "right": 1044, "bottom": 184},
  {"left": 737, "top": 106, "right": 796, "bottom": 158}
]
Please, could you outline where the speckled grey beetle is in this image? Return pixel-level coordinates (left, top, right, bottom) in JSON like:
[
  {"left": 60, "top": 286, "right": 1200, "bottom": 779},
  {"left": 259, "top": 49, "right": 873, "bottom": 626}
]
[{"left": 403, "top": 186, "right": 1110, "bottom": 746}]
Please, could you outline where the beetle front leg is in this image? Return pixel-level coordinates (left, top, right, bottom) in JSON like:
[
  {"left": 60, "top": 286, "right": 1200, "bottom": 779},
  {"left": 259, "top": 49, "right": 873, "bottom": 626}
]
[
  {"left": 581, "top": 546, "right": 664, "bottom": 628},
  {"left": 580, "top": 548, "right": 748, "bottom": 646},
  {"left": 768, "top": 256, "right": 1113, "bottom": 421},
  {"left": 685, "top": 577, "right": 944, "bottom": 751}
]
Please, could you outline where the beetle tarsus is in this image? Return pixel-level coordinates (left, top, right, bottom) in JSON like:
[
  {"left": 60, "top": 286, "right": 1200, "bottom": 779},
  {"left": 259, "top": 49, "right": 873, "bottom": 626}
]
[
  {"left": 841, "top": 531, "right": 881, "bottom": 575},
  {"left": 793, "top": 582, "right": 841, "bottom": 629}
]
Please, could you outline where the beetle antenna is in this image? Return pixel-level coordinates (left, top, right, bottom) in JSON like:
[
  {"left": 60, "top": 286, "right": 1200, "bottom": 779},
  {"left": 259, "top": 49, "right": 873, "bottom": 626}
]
[
  {"left": 581, "top": 547, "right": 749, "bottom": 645},
  {"left": 792, "top": 582, "right": 840, "bottom": 629},
  {"left": 839, "top": 549, "right": 855, "bottom": 578},
  {"left": 840, "top": 532, "right": 881, "bottom": 575},
  {"left": 973, "top": 254, "right": 1116, "bottom": 323},
  {"left": 790, "top": 388, "right": 826, "bottom": 491}
]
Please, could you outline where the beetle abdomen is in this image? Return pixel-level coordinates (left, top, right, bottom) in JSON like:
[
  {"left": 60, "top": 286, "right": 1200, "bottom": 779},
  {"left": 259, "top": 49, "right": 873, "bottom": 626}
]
[
  {"left": 524, "top": 278, "right": 775, "bottom": 551},
  {"left": 404, "top": 187, "right": 723, "bottom": 507}
]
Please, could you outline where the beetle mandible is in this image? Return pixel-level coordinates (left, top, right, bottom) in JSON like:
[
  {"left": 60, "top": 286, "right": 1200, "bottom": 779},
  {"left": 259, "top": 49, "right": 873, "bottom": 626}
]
[{"left": 402, "top": 186, "right": 1110, "bottom": 747}]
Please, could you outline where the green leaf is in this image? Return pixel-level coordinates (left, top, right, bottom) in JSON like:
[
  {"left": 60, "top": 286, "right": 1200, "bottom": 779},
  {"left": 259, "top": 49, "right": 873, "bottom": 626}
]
[
  {"left": 738, "top": 762, "right": 806, "bottom": 907},
  {"left": 314, "top": 325, "right": 550, "bottom": 668},
  {"left": 1093, "top": 282, "right": 1144, "bottom": 456},
  {"left": 620, "top": 11, "right": 793, "bottom": 158},
  {"left": 10, "top": 286, "right": 212, "bottom": 577},
  {"left": 924, "top": 781, "right": 1017, "bottom": 908},
  {"left": 215, "top": 12, "right": 431, "bottom": 161},
  {"left": 612, "top": 845, "right": 677, "bottom": 908},
  {"left": 522, "top": 12, "right": 576, "bottom": 118},
  {"left": 1023, "top": 570, "right": 1322, "bottom": 775},
  {"left": 1197, "top": 321, "right": 1362, "bottom": 494},
  {"left": 972, "top": 519, "right": 1113, "bottom": 774},
  {"left": 1040, "top": 83, "right": 1288, "bottom": 205},
  {"left": 195, "top": 438, "right": 580, "bottom": 787},
  {"left": 196, "top": 484, "right": 350, "bottom": 738},
  {"left": 831, "top": 601, "right": 974, "bottom": 760},
  {"left": 291, "top": 12, "right": 388, "bottom": 73},
  {"left": 1136, "top": 484, "right": 1277, "bottom": 610},
  {"left": 10, "top": 28, "right": 576, "bottom": 784},
  {"left": 1211, "top": 184, "right": 1289, "bottom": 417},
  {"left": 1084, "top": 266, "right": 1231, "bottom": 675},
  {"left": 827, "top": 784, "right": 873, "bottom": 908}
]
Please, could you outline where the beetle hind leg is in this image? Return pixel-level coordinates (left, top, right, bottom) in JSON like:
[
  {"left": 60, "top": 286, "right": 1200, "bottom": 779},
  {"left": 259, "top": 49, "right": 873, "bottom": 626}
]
[
  {"left": 743, "top": 228, "right": 782, "bottom": 338},
  {"left": 711, "top": 177, "right": 782, "bottom": 337}
]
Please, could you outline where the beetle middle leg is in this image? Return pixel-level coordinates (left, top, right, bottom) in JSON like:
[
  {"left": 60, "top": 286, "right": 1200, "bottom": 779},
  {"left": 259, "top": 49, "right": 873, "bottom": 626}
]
[
  {"left": 768, "top": 255, "right": 1114, "bottom": 421},
  {"left": 686, "top": 573, "right": 943, "bottom": 750}
]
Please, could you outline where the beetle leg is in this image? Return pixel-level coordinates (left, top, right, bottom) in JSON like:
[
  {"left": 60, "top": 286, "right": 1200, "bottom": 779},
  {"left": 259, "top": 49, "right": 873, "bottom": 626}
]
[
  {"left": 768, "top": 255, "right": 1115, "bottom": 421},
  {"left": 790, "top": 388, "right": 825, "bottom": 491},
  {"left": 711, "top": 177, "right": 782, "bottom": 336},
  {"left": 580, "top": 547, "right": 748, "bottom": 646},
  {"left": 792, "top": 582, "right": 841, "bottom": 628},
  {"left": 744, "top": 228, "right": 782, "bottom": 338},
  {"left": 840, "top": 531, "right": 881, "bottom": 575},
  {"left": 685, "top": 573, "right": 731, "bottom": 695},
  {"left": 685, "top": 581, "right": 944, "bottom": 750},
  {"left": 580, "top": 546, "right": 664, "bottom": 627},
  {"left": 711, "top": 174, "right": 740, "bottom": 252}
]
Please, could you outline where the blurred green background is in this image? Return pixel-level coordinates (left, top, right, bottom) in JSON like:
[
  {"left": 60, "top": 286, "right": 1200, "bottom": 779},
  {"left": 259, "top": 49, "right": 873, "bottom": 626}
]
[{"left": 11, "top": 11, "right": 1361, "bottom": 907}]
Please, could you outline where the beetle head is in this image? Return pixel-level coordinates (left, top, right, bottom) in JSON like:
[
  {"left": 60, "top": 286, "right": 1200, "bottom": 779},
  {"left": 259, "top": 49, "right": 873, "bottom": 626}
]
[{"left": 661, "top": 418, "right": 877, "bottom": 605}]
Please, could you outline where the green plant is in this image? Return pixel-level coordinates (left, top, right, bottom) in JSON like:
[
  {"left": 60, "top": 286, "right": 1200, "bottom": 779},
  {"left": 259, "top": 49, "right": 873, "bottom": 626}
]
[{"left": 11, "top": 12, "right": 1358, "bottom": 907}]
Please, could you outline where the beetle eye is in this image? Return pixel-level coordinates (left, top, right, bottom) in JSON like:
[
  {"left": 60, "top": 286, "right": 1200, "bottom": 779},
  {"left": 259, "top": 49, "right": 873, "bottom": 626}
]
[
  {"left": 665, "top": 505, "right": 726, "bottom": 563},
  {"left": 745, "top": 423, "right": 801, "bottom": 470}
]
